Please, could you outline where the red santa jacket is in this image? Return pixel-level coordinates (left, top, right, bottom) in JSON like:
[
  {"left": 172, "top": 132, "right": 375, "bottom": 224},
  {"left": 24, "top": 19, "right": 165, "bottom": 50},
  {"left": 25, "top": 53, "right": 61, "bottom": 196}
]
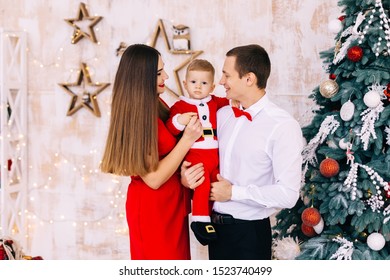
[{"left": 166, "top": 95, "right": 229, "bottom": 149}]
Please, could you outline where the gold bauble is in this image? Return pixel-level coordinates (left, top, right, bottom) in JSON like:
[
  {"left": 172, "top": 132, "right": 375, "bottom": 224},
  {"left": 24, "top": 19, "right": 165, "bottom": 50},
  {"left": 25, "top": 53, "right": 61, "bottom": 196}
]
[{"left": 319, "top": 79, "right": 339, "bottom": 98}]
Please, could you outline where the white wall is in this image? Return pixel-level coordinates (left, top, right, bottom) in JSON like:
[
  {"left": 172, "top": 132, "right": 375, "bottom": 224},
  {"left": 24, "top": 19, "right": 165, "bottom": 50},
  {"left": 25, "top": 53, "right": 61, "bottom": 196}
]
[{"left": 0, "top": 0, "right": 340, "bottom": 259}]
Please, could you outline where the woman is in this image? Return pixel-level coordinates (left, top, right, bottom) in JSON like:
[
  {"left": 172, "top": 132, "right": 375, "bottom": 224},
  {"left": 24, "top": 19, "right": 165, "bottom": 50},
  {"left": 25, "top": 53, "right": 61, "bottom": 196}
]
[{"left": 101, "top": 44, "right": 202, "bottom": 260}]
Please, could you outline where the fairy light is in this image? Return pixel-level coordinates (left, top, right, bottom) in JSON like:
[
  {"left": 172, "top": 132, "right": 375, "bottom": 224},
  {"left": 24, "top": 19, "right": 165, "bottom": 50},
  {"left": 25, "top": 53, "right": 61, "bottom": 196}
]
[
  {"left": 1, "top": 28, "right": 118, "bottom": 258},
  {"left": 25, "top": 151, "right": 128, "bottom": 254}
]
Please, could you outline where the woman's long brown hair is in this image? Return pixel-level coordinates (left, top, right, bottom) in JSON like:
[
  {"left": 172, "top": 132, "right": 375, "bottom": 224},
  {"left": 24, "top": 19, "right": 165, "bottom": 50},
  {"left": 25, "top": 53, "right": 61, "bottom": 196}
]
[{"left": 101, "top": 44, "right": 168, "bottom": 176}]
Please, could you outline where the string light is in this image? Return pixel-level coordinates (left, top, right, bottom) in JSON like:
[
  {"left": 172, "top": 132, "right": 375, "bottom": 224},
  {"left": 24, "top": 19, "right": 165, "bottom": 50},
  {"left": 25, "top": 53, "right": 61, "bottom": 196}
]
[{"left": 25, "top": 151, "right": 129, "bottom": 249}]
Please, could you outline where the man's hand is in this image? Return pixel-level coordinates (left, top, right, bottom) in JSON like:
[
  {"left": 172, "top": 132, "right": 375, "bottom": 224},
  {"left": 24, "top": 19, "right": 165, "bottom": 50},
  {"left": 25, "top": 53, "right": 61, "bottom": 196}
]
[
  {"left": 180, "top": 161, "right": 205, "bottom": 189},
  {"left": 210, "top": 174, "right": 232, "bottom": 202}
]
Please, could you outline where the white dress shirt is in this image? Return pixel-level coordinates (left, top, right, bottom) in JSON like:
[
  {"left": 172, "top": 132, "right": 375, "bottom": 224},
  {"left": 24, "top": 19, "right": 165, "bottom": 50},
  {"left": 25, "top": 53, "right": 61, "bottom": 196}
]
[{"left": 213, "top": 94, "right": 303, "bottom": 220}]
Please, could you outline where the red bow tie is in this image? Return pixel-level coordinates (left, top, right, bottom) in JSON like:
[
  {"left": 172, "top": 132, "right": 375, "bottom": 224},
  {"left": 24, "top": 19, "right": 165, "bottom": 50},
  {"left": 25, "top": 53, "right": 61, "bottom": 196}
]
[{"left": 232, "top": 107, "right": 252, "bottom": 121}]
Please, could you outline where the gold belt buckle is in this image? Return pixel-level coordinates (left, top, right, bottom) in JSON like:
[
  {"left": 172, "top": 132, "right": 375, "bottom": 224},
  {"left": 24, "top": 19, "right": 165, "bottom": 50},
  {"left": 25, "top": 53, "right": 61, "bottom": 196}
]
[
  {"left": 202, "top": 128, "right": 214, "bottom": 137},
  {"left": 206, "top": 225, "right": 216, "bottom": 233}
]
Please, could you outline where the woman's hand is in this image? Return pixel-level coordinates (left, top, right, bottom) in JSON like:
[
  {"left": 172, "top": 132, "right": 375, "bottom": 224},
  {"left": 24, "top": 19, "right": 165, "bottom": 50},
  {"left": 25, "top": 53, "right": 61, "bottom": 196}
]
[
  {"left": 182, "top": 115, "right": 202, "bottom": 142},
  {"left": 178, "top": 112, "right": 197, "bottom": 126},
  {"left": 180, "top": 161, "right": 205, "bottom": 189}
]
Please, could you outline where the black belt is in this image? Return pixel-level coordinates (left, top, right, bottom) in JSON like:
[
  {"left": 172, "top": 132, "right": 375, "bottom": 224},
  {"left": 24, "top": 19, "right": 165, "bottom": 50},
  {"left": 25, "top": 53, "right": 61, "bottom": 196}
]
[
  {"left": 211, "top": 212, "right": 249, "bottom": 224},
  {"left": 203, "top": 128, "right": 217, "bottom": 137}
]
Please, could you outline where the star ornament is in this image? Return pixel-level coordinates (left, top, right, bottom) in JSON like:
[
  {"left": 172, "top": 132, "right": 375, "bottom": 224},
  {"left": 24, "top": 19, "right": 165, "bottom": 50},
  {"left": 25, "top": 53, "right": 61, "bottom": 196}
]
[
  {"left": 64, "top": 2, "right": 102, "bottom": 44},
  {"left": 58, "top": 63, "right": 110, "bottom": 117},
  {"left": 150, "top": 19, "right": 203, "bottom": 97}
]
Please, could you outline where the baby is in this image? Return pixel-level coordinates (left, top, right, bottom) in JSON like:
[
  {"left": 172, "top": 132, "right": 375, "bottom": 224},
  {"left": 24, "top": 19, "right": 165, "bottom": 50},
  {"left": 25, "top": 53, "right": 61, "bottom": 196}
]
[{"left": 166, "top": 59, "right": 230, "bottom": 245}]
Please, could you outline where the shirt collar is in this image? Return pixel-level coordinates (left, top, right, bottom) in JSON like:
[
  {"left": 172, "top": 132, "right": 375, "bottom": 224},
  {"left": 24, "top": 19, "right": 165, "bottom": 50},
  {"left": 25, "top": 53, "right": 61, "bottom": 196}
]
[
  {"left": 243, "top": 93, "right": 269, "bottom": 119},
  {"left": 180, "top": 95, "right": 212, "bottom": 105}
]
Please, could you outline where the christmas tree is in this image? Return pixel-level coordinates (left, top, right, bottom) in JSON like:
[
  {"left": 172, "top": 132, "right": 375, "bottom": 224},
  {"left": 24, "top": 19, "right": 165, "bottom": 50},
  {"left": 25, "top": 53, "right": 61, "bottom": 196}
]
[{"left": 273, "top": 0, "right": 390, "bottom": 260}]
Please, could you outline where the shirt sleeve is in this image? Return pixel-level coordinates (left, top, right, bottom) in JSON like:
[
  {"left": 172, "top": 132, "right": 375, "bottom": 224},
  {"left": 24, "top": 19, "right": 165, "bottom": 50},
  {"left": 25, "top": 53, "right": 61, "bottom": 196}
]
[{"left": 231, "top": 119, "right": 303, "bottom": 209}]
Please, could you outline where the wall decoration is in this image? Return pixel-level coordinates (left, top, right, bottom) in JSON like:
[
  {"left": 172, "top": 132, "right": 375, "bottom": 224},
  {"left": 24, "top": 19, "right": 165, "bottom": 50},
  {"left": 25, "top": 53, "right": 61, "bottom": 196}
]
[
  {"left": 0, "top": 30, "right": 28, "bottom": 249},
  {"left": 150, "top": 19, "right": 203, "bottom": 96},
  {"left": 64, "top": 2, "right": 103, "bottom": 44},
  {"left": 58, "top": 63, "right": 110, "bottom": 117},
  {"left": 172, "top": 24, "right": 190, "bottom": 51},
  {"left": 116, "top": 42, "right": 127, "bottom": 56}
]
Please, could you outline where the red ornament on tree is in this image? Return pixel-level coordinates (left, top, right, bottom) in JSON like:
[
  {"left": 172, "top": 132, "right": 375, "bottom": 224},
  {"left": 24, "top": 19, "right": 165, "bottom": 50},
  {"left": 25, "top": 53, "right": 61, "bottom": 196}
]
[
  {"left": 329, "top": 73, "right": 337, "bottom": 80},
  {"left": 338, "top": 15, "right": 346, "bottom": 21},
  {"left": 301, "top": 207, "right": 321, "bottom": 227},
  {"left": 384, "top": 83, "right": 390, "bottom": 100},
  {"left": 319, "top": 158, "right": 340, "bottom": 178},
  {"left": 386, "top": 183, "right": 390, "bottom": 198},
  {"left": 301, "top": 223, "right": 317, "bottom": 237},
  {"left": 347, "top": 46, "right": 363, "bottom": 62}
]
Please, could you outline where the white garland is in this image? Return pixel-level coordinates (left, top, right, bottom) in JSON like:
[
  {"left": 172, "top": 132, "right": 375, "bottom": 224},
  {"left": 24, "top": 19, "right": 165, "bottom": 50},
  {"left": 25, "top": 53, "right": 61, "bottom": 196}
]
[
  {"left": 385, "top": 126, "right": 390, "bottom": 146},
  {"left": 333, "top": 12, "right": 366, "bottom": 64},
  {"left": 302, "top": 115, "right": 340, "bottom": 166},
  {"left": 383, "top": 205, "right": 390, "bottom": 224},
  {"left": 343, "top": 162, "right": 359, "bottom": 200},
  {"left": 357, "top": 102, "right": 384, "bottom": 150},
  {"left": 330, "top": 236, "right": 354, "bottom": 260},
  {"left": 343, "top": 163, "right": 387, "bottom": 212},
  {"left": 359, "top": 0, "right": 390, "bottom": 56},
  {"left": 376, "top": 0, "right": 390, "bottom": 53},
  {"left": 301, "top": 115, "right": 340, "bottom": 184},
  {"left": 384, "top": 204, "right": 390, "bottom": 216},
  {"left": 372, "top": 83, "right": 389, "bottom": 101}
]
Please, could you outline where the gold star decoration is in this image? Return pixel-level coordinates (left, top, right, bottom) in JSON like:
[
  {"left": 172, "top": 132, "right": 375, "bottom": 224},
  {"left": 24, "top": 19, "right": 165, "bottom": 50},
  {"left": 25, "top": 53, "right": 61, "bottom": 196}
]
[
  {"left": 58, "top": 63, "right": 110, "bottom": 117},
  {"left": 150, "top": 19, "right": 203, "bottom": 97},
  {"left": 64, "top": 2, "right": 102, "bottom": 44}
]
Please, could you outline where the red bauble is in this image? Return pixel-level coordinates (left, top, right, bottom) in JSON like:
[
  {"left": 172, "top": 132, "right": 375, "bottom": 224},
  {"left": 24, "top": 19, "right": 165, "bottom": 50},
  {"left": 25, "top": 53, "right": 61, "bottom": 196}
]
[
  {"left": 386, "top": 183, "right": 390, "bottom": 198},
  {"left": 385, "top": 83, "right": 390, "bottom": 99},
  {"left": 338, "top": 15, "right": 346, "bottom": 21},
  {"left": 329, "top": 73, "right": 337, "bottom": 80},
  {"left": 347, "top": 46, "right": 363, "bottom": 62},
  {"left": 319, "top": 158, "right": 340, "bottom": 178},
  {"left": 301, "top": 207, "right": 321, "bottom": 227},
  {"left": 301, "top": 223, "right": 317, "bottom": 237}
]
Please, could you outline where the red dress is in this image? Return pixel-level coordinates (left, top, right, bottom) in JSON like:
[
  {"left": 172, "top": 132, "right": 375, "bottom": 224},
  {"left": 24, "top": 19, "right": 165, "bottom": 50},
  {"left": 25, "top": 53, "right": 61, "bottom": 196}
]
[{"left": 126, "top": 118, "right": 191, "bottom": 260}]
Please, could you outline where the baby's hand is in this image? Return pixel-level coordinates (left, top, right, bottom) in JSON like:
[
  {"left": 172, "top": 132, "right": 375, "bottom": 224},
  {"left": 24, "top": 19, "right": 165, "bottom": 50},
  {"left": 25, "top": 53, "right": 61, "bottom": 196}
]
[{"left": 178, "top": 112, "right": 198, "bottom": 126}]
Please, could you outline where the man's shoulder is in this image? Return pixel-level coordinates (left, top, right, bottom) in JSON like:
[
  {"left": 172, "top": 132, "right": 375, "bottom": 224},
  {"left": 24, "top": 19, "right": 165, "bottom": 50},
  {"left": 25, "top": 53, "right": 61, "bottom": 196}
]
[
  {"left": 264, "top": 102, "right": 301, "bottom": 130},
  {"left": 267, "top": 101, "right": 294, "bottom": 118}
]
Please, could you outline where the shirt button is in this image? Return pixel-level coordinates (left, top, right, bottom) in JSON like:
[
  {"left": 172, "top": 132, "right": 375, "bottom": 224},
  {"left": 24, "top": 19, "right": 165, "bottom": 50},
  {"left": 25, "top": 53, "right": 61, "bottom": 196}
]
[
  {"left": 202, "top": 115, "right": 207, "bottom": 120},
  {"left": 199, "top": 103, "right": 204, "bottom": 106}
]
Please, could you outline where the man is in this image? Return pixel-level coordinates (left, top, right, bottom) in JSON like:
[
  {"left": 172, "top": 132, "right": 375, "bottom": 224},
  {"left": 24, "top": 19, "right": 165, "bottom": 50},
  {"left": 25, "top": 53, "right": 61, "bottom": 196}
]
[{"left": 181, "top": 44, "right": 303, "bottom": 260}]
